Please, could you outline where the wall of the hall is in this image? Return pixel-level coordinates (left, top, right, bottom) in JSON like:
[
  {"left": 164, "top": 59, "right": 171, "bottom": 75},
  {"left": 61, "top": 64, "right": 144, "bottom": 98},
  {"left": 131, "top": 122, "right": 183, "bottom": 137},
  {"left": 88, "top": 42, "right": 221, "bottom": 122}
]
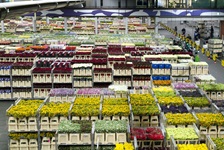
[{"left": 85, "top": 0, "right": 136, "bottom": 8}]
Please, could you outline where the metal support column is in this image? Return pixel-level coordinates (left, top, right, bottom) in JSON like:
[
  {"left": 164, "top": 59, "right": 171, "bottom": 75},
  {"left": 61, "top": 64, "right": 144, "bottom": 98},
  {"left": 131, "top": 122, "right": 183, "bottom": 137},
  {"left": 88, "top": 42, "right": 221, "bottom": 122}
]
[
  {"left": 125, "top": 17, "right": 128, "bottom": 34},
  {"left": 1, "top": 20, "right": 5, "bottom": 33},
  {"left": 147, "top": 17, "right": 151, "bottom": 26},
  {"left": 155, "top": 17, "right": 159, "bottom": 33},
  {"left": 95, "top": 17, "right": 98, "bottom": 35},
  {"left": 46, "top": 17, "right": 50, "bottom": 24},
  {"left": 20, "top": 17, "right": 24, "bottom": 23},
  {"left": 95, "top": 0, "right": 97, "bottom": 7},
  {"left": 73, "top": 17, "right": 76, "bottom": 26},
  {"left": 32, "top": 13, "right": 37, "bottom": 32},
  {"left": 142, "top": 17, "right": 146, "bottom": 24},
  {"left": 64, "top": 17, "right": 68, "bottom": 33}
]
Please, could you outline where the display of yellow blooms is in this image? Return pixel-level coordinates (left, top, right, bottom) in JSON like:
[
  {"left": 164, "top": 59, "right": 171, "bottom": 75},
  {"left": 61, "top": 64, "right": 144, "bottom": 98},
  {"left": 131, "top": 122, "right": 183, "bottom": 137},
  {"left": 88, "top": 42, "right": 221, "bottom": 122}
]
[
  {"left": 196, "top": 113, "right": 224, "bottom": 127},
  {"left": 157, "top": 96, "right": 184, "bottom": 106},
  {"left": 114, "top": 142, "right": 134, "bottom": 150},
  {"left": 40, "top": 102, "right": 71, "bottom": 117},
  {"left": 74, "top": 97, "right": 101, "bottom": 105},
  {"left": 177, "top": 144, "right": 208, "bottom": 150},
  {"left": 165, "top": 113, "right": 197, "bottom": 125},
  {"left": 9, "top": 133, "right": 38, "bottom": 140},
  {"left": 102, "top": 105, "right": 130, "bottom": 116},
  {"left": 71, "top": 105, "right": 100, "bottom": 116},
  {"left": 103, "top": 98, "right": 128, "bottom": 105},
  {"left": 7, "top": 100, "right": 43, "bottom": 118},
  {"left": 130, "top": 94, "right": 155, "bottom": 105},
  {"left": 152, "top": 86, "right": 174, "bottom": 92}
]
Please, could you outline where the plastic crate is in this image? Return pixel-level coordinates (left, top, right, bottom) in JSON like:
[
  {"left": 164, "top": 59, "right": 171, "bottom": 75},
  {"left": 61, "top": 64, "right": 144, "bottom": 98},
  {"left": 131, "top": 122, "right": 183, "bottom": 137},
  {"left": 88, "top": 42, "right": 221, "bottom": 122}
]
[
  {"left": 29, "top": 139, "right": 38, "bottom": 150},
  {"left": 58, "top": 133, "right": 69, "bottom": 144},
  {"left": 28, "top": 117, "right": 37, "bottom": 131},
  {"left": 94, "top": 133, "right": 104, "bottom": 144},
  {"left": 10, "top": 139, "right": 19, "bottom": 150},
  {"left": 8, "top": 117, "right": 18, "bottom": 131},
  {"left": 209, "top": 126, "right": 217, "bottom": 138},
  {"left": 152, "top": 140, "right": 164, "bottom": 148},
  {"left": 50, "top": 117, "right": 59, "bottom": 131},
  {"left": 116, "top": 133, "right": 127, "bottom": 143},
  {"left": 81, "top": 116, "right": 90, "bottom": 120},
  {"left": 199, "top": 126, "right": 208, "bottom": 140},
  {"left": 90, "top": 116, "right": 99, "bottom": 121},
  {"left": 50, "top": 137, "right": 56, "bottom": 150},
  {"left": 105, "top": 133, "right": 116, "bottom": 144},
  {"left": 72, "top": 116, "right": 80, "bottom": 121},
  {"left": 69, "top": 133, "right": 80, "bottom": 144},
  {"left": 19, "top": 139, "right": 28, "bottom": 150},
  {"left": 40, "top": 117, "right": 49, "bottom": 131},
  {"left": 141, "top": 116, "right": 150, "bottom": 127},
  {"left": 80, "top": 133, "right": 91, "bottom": 144},
  {"left": 112, "top": 116, "right": 120, "bottom": 121},
  {"left": 18, "top": 118, "right": 28, "bottom": 131},
  {"left": 150, "top": 115, "right": 159, "bottom": 127},
  {"left": 218, "top": 126, "right": 224, "bottom": 138},
  {"left": 41, "top": 137, "right": 51, "bottom": 150},
  {"left": 133, "top": 116, "right": 141, "bottom": 127}
]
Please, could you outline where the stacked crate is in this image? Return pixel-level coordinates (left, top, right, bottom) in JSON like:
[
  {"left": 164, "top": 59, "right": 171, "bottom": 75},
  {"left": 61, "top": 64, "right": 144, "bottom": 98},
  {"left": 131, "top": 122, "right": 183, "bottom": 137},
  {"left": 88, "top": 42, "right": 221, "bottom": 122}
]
[
  {"left": 49, "top": 88, "right": 75, "bottom": 103},
  {"left": 208, "top": 39, "right": 223, "bottom": 58},
  {"left": 93, "top": 68, "right": 112, "bottom": 88},
  {"left": 189, "top": 62, "right": 209, "bottom": 75},
  {"left": 72, "top": 63, "right": 93, "bottom": 88},
  {"left": 113, "top": 63, "right": 132, "bottom": 87},
  {"left": 171, "top": 64, "right": 190, "bottom": 82},
  {"left": 52, "top": 61, "right": 72, "bottom": 89},
  {"left": 12, "top": 62, "right": 33, "bottom": 98},
  {"left": 0, "top": 62, "right": 13, "bottom": 99},
  {"left": 132, "top": 62, "right": 151, "bottom": 87},
  {"left": 32, "top": 67, "right": 52, "bottom": 98},
  {"left": 7, "top": 99, "right": 44, "bottom": 150},
  {"left": 151, "top": 61, "right": 171, "bottom": 86}
]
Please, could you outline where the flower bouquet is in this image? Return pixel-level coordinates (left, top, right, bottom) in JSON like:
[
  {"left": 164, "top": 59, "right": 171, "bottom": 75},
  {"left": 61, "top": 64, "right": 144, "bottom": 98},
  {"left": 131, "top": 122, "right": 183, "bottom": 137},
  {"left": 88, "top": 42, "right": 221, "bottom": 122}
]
[
  {"left": 212, "top": 138, "right": 224, "bottom": 150},
  {"left": 178, "top": 91, "right": 202, "bottom": 97},
  {"left": 9, "top": 133, "right": 38, "bottom": 140},
  {"left": 166, "top": 127, "right": 199, "bottom": 140},
  {"left": 58, "top": 120, "right": 92, "bottom": 133},
  {"left": 40, "top": 102, "right": 71, "bottom": 117},
  {"left": 160, "top": 105, "right": 188, "bottom": 113},
  {"left": 49, "top": 88, "right": 75, "bottom": 96},
  {"left": 130, "top": 127, "right": 164, "bottom": 141},
  {"left": 130, "top": 94, "right": 155, "bottom": 105},
  {"left": 95, "top": 120, "right": 127, "bottom": 133},
  {"left": 114, "top": 143, "right": 134, "bottom": 150},
  {"left": 183, "top": 97, "right": 210, "bottom": 107},
  {"left": 71, "top": 105, "right": 100, "bottom": 116},
  {"left": 132, "top": 105, "right": 160, "bottom": 116},
  {"left": 102, "top": 105, "right": 130, "bottom": 116},
  {"left": 74, "top": 97, "right": 101, "bottom": 105},
  {"left": 103, "top": 98, "right": 128, "bottom": 105},
  {"left": 177, "top": 144, "right": 208, "bottom": 150},
  {"left": 7, "top": 100, "right": 43, "bottom": 118},
  {"left": 165, "top": 113, "right": 197, "bottom": 126},
  {"left": 196, "top": 113, "right": 224, "bottom": 127},
  {"left": 157, "top": 96, "right": 184, "bottom": 106}
]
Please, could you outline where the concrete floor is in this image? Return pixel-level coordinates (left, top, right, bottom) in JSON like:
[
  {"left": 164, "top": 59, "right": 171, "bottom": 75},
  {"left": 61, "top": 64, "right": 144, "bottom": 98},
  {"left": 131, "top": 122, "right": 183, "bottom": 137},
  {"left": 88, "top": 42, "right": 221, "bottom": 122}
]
[
  {"left": 0, "top": 21, "right": 223, "bottom": 150},
  {"left": 159, "top": 21, "right": 224, "bottom": 83},
  {"left": 0, "top": 101, "right": 14, "bottom": 150}
]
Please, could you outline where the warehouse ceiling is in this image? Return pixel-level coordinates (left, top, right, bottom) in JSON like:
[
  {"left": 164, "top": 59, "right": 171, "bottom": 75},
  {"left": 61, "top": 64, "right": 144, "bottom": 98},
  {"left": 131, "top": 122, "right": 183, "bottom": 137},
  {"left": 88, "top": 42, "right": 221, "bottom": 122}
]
[{"left": 0, "top": 0, "right": 85, "bottom": 20}]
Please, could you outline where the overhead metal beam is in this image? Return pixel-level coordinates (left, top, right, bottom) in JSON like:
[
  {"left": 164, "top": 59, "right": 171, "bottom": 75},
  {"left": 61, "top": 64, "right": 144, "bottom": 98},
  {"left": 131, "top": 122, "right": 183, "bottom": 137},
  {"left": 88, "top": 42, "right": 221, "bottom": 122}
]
[
  {"left": 157, "top": 17, "right": 224, "bottom": 22},
  {"left": 0, "top": 0, "right": 85, "bottom": 20}
]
